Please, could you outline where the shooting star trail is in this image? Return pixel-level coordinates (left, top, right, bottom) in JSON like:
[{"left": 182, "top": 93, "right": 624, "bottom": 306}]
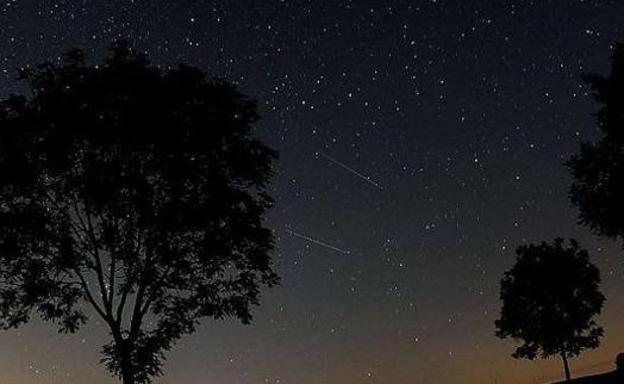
[
  {"left": 285, "top": 228, "right": 351, "bottom": 255},
  {"left": 318, "top": 151, "right": 383, "bottom": 190}
]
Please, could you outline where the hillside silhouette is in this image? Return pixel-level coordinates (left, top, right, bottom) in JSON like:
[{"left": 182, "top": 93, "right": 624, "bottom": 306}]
[{"left": 553, "top": 354, "right": 624, "bottom": 384}]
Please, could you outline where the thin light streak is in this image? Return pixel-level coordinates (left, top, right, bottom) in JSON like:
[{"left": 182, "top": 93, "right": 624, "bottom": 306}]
[
  {"left": 318, "top": 151, "right": 383, "bottom": 190},
  {"left": 285, "top": 228, "right": 351, "bottom": 255}
]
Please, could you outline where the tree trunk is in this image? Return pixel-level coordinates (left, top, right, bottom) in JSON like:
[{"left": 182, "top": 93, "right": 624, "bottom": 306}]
[
  {"left": 561, "top": 352, "right": 571, "bottom": 381},
  {"left": 118, "top": 338, "right": 135, "bottom": 384},
  {"left": 121, "top": 366, "right": 135, "bottom": 384}
]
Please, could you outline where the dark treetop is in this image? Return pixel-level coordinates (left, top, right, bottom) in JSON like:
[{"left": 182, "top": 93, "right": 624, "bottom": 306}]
[
  {"left": 0, "top": 42, "right": 278, "bottom": 384},
  {"left": 495, "top": 239, "right": 604, "bottom": 381},
  {"left": 569, "top": 43, "right": 624, "bottom": 244}
]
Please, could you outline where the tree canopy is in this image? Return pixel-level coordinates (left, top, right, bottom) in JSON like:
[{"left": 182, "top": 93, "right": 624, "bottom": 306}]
[
  {"left": 568, "top": 43, "right": 624, "bottom": 242},
  {"left": 495, "top": 239, "right": 604, "bottom": 381},
  {"left": 0, "top": 42, "right": 279, "bottom": 384}
]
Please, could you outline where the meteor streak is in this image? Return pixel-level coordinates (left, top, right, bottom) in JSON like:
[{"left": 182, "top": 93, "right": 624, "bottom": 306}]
[
  {"left": 318, "top": 151, "right": 383, "bottom": 189},
  {"left": 285, "top": 228, "right": 351, "bottom": 255}
]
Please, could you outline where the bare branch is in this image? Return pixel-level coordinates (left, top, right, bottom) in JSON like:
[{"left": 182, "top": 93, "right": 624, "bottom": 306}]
[
  {"left": 74, "top": 269, "right": 109, "bottom": 323},
  {"left": 73, "top": 201, "right": 112, "bottom": 316}
]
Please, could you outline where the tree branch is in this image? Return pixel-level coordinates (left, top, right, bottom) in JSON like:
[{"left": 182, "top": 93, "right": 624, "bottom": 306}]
[
  {"left": 74, "top": 268, "right": 109, "bottom": 323},
  {"left": 73, "top": 201, "right": 112, "bottom": 317},
  {"left": 115, "top": 227, "right": 139, "bottom": 326},
  {"left": 107, "top": 215, "right": 119, "bottom": 315},
  {"left": 128, "top": 236, "right": 155, "bottom": 341}
]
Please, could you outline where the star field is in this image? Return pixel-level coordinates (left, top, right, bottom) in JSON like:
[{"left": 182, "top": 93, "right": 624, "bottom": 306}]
[{"left": 1, "top": 1, "right": 624, "bottom": 384}]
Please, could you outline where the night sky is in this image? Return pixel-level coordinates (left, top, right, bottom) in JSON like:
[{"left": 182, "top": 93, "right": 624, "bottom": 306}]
[{"left": 1, "top": 1, "right": 624, "bottom": 383}]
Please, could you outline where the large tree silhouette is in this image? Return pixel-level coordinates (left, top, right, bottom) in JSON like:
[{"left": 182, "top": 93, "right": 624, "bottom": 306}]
[
  {"left": 0, "top": 42, "right": 278, "bottom": 384},
  {"left": 495, "top": 239, "right": 604, "bottom": 381},
  {"left": 568, "top": 43, "right": 624, "bottom": 242}
]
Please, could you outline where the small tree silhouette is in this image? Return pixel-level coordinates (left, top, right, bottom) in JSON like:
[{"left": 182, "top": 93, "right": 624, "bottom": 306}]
[
  {"left": 495, "top": 239, "right": 604, "bottom": 381},
  {"left": 568, "top": 43, "right": 624, "bottom": 242},
  {"left": 0, "top": 42, "right": 278, "bottom": 384}
]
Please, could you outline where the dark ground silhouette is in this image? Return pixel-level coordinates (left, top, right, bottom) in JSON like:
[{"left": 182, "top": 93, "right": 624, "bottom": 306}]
[{"left": 553, "top": 354, "right": 624, "bottom": 384}]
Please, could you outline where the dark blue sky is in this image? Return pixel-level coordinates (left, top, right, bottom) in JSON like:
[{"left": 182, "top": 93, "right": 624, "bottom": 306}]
[{"left": 1, "top": 1, "right": 624, "bottom": 383}]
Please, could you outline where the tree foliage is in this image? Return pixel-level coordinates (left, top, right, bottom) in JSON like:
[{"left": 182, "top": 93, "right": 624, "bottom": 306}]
[
  {"left": 495, "top": 239, "right": 604, "bottom": 380},
  {"left": 568, "top": 43, "right": 624, "bottom": 241},
  {"left": 0, "top": 42, "right": 278, "bottom": 384}
]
